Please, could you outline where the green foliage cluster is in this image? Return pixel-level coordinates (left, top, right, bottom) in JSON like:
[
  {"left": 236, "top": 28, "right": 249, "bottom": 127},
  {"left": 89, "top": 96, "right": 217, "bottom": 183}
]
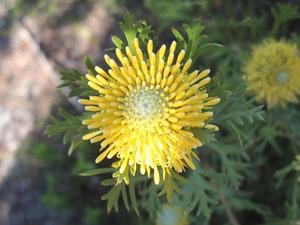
[
  {"left": 19, "top": 0, "right": 299, "bottom": 225},
  {"left": 8, "top": 0, "right": 97, "bottom": 25},
  {"left": 28, "top": 141, "right": 102, "bottom": 225},
  {"left": 45, "top": 10, "right": 268, "bottom": 225},
  {"left": 27, "top": 139, "right": 144, "bottom": 225},
  {"left": 134, "top": 1, "right": 299, "bottom": 225}
]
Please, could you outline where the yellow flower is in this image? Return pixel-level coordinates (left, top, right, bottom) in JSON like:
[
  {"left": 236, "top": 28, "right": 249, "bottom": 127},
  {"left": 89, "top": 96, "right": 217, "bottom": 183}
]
[
  {"left": 156, "top": 204, "right": 189, "bottom": 225},
  {"left": 80, "top": 38, "right": 220, "bottom": 185},
  {"left": 245, "top": 39, "right": 300, "bottom": 108}
]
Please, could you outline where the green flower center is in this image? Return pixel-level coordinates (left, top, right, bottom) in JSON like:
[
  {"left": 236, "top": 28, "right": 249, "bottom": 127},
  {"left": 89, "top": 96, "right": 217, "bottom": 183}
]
[
  {"left": 126, "top": 88, "right": 164, "bottom": 120},
  {"left": 277, "top": 71, "right": 288, "bottom": 84}
]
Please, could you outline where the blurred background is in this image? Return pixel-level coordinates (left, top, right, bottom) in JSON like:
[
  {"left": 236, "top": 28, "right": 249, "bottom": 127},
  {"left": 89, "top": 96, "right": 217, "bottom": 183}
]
[
  {"left": 0, "top": 1, "right": 117, "bottom": 225},
  {"left": 0, "top": 0, "right": 299, "bottom": 225}
]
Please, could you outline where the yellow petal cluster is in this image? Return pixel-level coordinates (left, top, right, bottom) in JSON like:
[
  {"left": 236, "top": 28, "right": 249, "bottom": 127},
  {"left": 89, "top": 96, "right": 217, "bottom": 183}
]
[
  {"left": 245, "top": 39, "right": 300, "bottom": 108},
  {"left": 80, "top": 38, "right": 220, "bottom": 185}
]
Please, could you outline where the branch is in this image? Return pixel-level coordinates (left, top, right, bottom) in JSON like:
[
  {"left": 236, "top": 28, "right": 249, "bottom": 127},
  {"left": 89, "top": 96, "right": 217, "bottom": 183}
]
[{"left": 219, "top": 193, "right": 240, "bottom": 225}]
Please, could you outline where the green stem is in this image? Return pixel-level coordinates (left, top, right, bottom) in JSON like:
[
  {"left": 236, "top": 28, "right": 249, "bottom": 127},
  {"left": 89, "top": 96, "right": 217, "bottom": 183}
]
[{"left": 219, "top": 193, "right": 240, "bottom": 225}]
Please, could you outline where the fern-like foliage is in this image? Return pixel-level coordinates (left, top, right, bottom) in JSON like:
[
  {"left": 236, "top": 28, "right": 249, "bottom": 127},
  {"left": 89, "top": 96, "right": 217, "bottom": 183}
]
[
  {"left": 275, "top": 160, "right": 300, "bottom": 220},
  {"left": 111, "top": 12, "right": 154, "bottom": 52},
  {"left": 172, "top": 19, "right": 223, "bottom": 68},
  {"left": 45, "top": 12, "right": 266, "bottom": 218},
  {"left": 180, "top": 168, "right": 219, "bottom": 217},
  {"left": 58, "top": 57, "right": 98, "bottom": 97},
  {"left": 46, "top": 109, "right": 89, "bottom": 156},
  {"left": 46, "top": 57, "right": 98, "bottom": 155},
  {"left": 271, "top": 3, "right": 300, "bottom": 36}
]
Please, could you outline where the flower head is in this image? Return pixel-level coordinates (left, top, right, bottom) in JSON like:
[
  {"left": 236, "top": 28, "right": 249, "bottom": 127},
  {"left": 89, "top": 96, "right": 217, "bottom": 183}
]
[
  {"left": 80, "top": 38, "right": 220, "bottom": 185},
  {"left": 245, "top": 39, "right": 300, "bottom": 108}
]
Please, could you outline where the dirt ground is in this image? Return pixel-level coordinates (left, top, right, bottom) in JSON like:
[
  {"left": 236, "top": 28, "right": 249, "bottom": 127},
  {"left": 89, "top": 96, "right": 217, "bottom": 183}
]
[{"left": 0, "top": 2, "right": 112, "bottom": 224}]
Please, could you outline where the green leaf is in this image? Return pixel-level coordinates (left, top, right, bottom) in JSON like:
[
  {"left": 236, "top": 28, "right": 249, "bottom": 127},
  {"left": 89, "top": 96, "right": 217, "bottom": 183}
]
[
  {"left": 226, "top": 194, "right": 272, "bottom": 220},
  {"left": 271, "top": 3, "right": 300, "bottom": 24},
  {"left": 271, "top": 3, "right": 300, "bottom": 36},
  {"left": 59, "top": 69, "right": 81, "bottom": 81},
  {"left": 57, "top": 67, "right": 96, "bottom": 97},
  {"left": 45, "top": 108, "right": 89, "bottom": 154},
  {"left": 119, "top": 12, "right": 138, "bottom": 50},
  {"left": 180, "top": 167, "right": 218, "bottom": 217},
  {"left": 171, "top": 28, "right": 186, "bottom": 49},
  {"left": 275, "top": 163, "right": 297, "bottom": 188},
  {"left": 101, "top": 179, "right": 116, "bottom": 186},
  {"left": 193, "top": 43, "right": 224, "bottom": 60},
  {"left": 122, "top": 187, "right": 130, "bottom": 211},
  {"left": 119, "top": 12, "right": 153, "bottom": 51},
  {"left": 79, "top": 168, "right": 115, "bottom": 176},
  {"left": 68, "top": 135, "right": 83, "bottom": 156},
  {"left": 145, "top": 0, "right": 193, "bottom": 31},
  {"left": 129, "top": 181, "right": 140, "bottom": 215},
  {"left": 208, "top": 142, "right": 248, "bottom": 189},
  {"left": 99, "top": 174, "right": 141, "bottom": 215},
  {"left": 213, "top": 82, "right": 264, "bottom": 126},
  {"left": 101, "top": 181, "right": 122, "bottom": 213},
  {"left": 240, "top": 16, "right": 266, "bottom": 39},
  {"left": 84, "top": 56, "right": 96, "bottom": 75},
  {"left": 111, "top": 35, "right": 124, "bottom": 49},
  {"left": 172, "top": 19, "right": 222, "bottom": 68},
  {"left": 138, "top": 24, "right": 153, "bottom": 43},
  {"left": 192, "top": 128, "right": 216, "bottom": 145}
]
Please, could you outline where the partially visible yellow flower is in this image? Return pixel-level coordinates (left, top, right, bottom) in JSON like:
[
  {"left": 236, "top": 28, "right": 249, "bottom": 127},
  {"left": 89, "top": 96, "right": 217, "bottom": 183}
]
[
  {"left": 156, "top": 204, "right": 189, "bottom": 225},
  {"left": 245, "top": 39, "right": 300, "bottom": 108},
  {"left": 80, "top": 38, "right": 220, "bottom": 185}
]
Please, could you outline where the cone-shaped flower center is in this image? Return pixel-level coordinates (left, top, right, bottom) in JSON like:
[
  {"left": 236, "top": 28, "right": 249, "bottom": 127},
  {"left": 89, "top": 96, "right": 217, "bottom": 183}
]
[{"left": 126, "top": 88, "right": 164, "bottom": 121}]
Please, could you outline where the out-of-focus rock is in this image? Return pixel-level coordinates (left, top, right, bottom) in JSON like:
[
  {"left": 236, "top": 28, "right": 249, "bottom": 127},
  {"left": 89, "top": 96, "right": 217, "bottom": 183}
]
[
  {"left": 0, "top": 24, "right": 60, "bottom": 224},
  {"left": 0, "top": 0, "right": 17, "bottom": 18},
  {"left": 0, "top": 1, "right": 112, "bottom": 185},
  {"left": 0, "top": 24, "right": 60, "bottom": 181},
  {"left": 24, "top": 2, "right": 112, "bottom": 71},
  {"left": 0, "top": 2, "right": 112, "bottom": 224}
]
